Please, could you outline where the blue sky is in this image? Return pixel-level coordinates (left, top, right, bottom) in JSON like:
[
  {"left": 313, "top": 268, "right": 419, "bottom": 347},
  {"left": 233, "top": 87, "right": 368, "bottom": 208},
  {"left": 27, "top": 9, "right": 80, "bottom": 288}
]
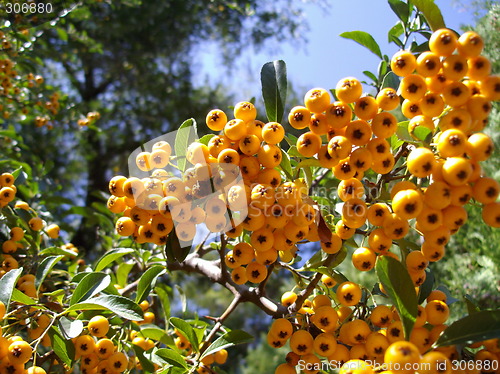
[{"left": 194, "top": 0, "right": 480, "bottom": 102}]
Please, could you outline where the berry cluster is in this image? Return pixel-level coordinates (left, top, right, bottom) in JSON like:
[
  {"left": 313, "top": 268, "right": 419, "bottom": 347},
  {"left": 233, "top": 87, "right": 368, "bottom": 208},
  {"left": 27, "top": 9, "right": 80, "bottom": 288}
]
[{"left": 105, "top": 26, "right": 499, "bottom": 373}]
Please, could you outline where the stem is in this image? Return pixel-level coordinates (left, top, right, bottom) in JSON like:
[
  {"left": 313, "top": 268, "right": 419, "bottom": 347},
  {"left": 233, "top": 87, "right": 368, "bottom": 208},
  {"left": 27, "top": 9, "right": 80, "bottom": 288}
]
[
  {"left": 278, "top": 261, "right": 312, "bottom": 281},
  {"left": 257, "top": 262, "right": 276, "bottom": 295},
  {"left": 202, "top": 295, "right": 241, "bottom": 349},
  {"left": 288, "top": 253, "right": 337, "bottom": 313}
]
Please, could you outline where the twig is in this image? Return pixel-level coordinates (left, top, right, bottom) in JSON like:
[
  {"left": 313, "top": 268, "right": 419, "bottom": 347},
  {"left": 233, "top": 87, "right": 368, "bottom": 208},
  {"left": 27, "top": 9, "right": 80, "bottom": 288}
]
[
  {"left": 278, "top": 261, "right": 312, "bottom": 281},
  {"left": 288, "top": 253, "right": 337, "bottom": 313},
  {"left": 202, "top": 295, "right": 241, "bottom": 349},
  {"left": 257, "top": 262, "right": 276, "bottom": 295}
]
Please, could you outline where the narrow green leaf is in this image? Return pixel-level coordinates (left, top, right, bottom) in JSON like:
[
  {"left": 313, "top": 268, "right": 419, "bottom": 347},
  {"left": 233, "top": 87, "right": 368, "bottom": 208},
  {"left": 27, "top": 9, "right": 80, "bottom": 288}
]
[
  {"left": 170, "top": 317, "right": 199, "bottom": 352},
  {"left": 68, "top": 295, "right": 143, "bottom": 321},
  {"left": 59, "top": 316, "right": 84, "bottom": 339},
  {"left": 154, "top": 348, "right": 188, "bottom": 369},
  {"left": 376, "top": 256, "right": 418, "bottom": 339},
  {"left": 388, "top": 0, "right": 410, "bottom": 23},
  {"left": 132, "top": 345, "right": 156, "bottom": 372},
  {"left": 279, "top": 149, "right": 293, "bottom": 179},
  {"left": 116, "top": 261, "right": 134, "bottom": 288},
  {"left": 412, "top": 0, "right": 446, "bottom": 31},
  {"left": 174, "top": 119, "right": 197, "bottom": 172},
  {"left": 388, "top": 21, "right": 405, "bottom": 47},
  {"left": 390, "top": 134, "right": 405, "bottom": 150},
  {"left": 201, "top": 330, "right": 253, "bottom": 359},
  {"left": 411, "top": 41, "right": 430, "bottom": 53},
  {"left": 296, "top": 159, "right": 322, "bottom": 169},
  {"left": 35, "top": 255, "right": 64, "bottom": 291},
  {"left": 378, "top": 60, "right": 388, "bottom": 81},
  {"left": 38, "top": 246, "right": 79, "bottom": 257},
  {"left": 261, "top": 60, "right": 287, "bottom": 123},
  {"left": 363, "top": 70, "right": 379, "bottom": 84},
  {"left": 70, "top": 272, "right": 111, "bottom": 306},
  {"left": 435, "top": 310, "right": 500, "bottom": 347},
  {"left": 464, "top": 295, "right": 480, "bottom": 315},
  {"left": 284, "top": 134, "right": 298, "bottom": 148},
  {"left": 166, "top": 228, "right": 190, "bottom": 262},
  {"left": 436, "top": 285, "right": 459, "bottom": 305},
  {"left": 418, "top": 269, "right": 435, "bottom": 304},
  {"left": 155, "top": 284, "right": 171, "bottom": 321},
  {"left": 11, "top": 288, "right": 37, "bottom": 305},
  {"left": 140, "top": 327, "right": 174, "bottom": 345},
  {"left": 340, "top": 31, "right": 383, "bottom": 59},
  {"left": 135, "top": 265, "right": 166, "bottom": 303},
  {"left": 94, "top": 248, "right": 134, "bottom": 272},
  {"left": 0, "top": 268, "right": 23, "bottom": 311},
  {"left": 56, "top": 27, "right": 68, "bottom": 42},
  {"left": 49, "top": 326, "right": 75, "bottom": 367}
]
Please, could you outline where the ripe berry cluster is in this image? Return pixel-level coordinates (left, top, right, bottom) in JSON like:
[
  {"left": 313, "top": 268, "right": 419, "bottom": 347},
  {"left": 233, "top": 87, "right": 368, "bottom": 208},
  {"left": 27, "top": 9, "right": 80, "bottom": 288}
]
[{"left": 106, "top": 26, "right": 499, "bottom": 374}]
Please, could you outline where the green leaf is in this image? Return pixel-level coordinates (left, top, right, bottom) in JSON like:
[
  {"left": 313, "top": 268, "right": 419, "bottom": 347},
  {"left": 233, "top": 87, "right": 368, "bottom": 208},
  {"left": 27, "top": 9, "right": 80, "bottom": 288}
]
[
  {"left": 199, "top": 134, "right": 215, "bottom": 146},
  {"left": 68, "top": 295, "right": 143, "bottom": 321},
  {"left": 261, "top": 60, "right": 287, "bottom": 123},
  {"left": 35, "top": 255, "right": 64, "bottom": 291},
  {"left": 381, "top": 71, "right": 400, "bottom": 90},
  {"left": 0, "top": 268, "right": 23, "bottom": 311},
  {"left": 136, "top": 265, "right": 166, "bottom": 303},
  {"left": 388, "top": 0, "right": 410, "bottom": 23},
  {"left": 58, "top": 316, "right": 84, "bottom": 339},
  {"left": 412, "top": 0, "right": 446, "bottom": 31},
  {"left": 166, "top": 228, "right": 190, "bottom": 262},
  {"left": 435, "top": 310, "right": 500, "bottom": 347},
  {"left": 174, "top": 118, "right": 197, "bottom": 172},
  {"left": 418, "top": 269, "right": 435, "bottom": 304},
  {"left": 390, "top": 134, "right": 405, "bottom": 150},
  {"left": 70, "top": 272, "right": 111, "bottom": 306},
  {"left": 413, "top": 126, "right": 432, "bottom": 142},
  {"left": 94, "top": 247, "right": 134, "bottom": 272},
  {"left": 396, "top": 121, "right": 414, "bottom": 142},
  {"left": 279, "top": 149, "right": 293, "bottom": 179},
  {"left": 132, "top": 345, "right": 156, "bottom": 372},
  {"left": 296, "top": 158, "right": 321, "bottom": 169},
  {"left": 436, "top": 285, "right": 459, "bottom": 305},
  {"left": 154, "top": 348, "right": 188, "bottom": 369},
  {"left": 284, "top": 134, "right": 298, "bottom": 148},
  {"left": 140, "top": 327, "right": 174, "bottom": 345},
  {"left": 170, "top": 317, "right": 199, "bottom": 352},
  {"left": 340, "top": 31, "right": 383, "bottom": 59},
  {"left": 56, "top": 27, "right": 68, "bottom": 42},
  {"left": 49, "top": 326, "right": 75, "bottom": 367},
  {"left": 201, "top": 330, "right": 253, "bottom": 359},
  {"left": 464, "top": 295, "right": 480, "bottom": 315},
  {"left": 11, "top": 288, "right": 37, "bottom": 305},
  {"left": 37, "top": 246, "right": 77, "bottom": 258},
  {"left": 117, "top": 261, "right": 135, "bottom": 288},
  {"left": 155, "top": 284, "right": 171, "bottom": 321},
  {"left": 363, "top": 70, "right": 379, "bottom": 84},
  {"left": 411, "top": 41, "right": 430, "bottom": 53},
  {"left": 376, "top": 256, "right": 418, "bottom": 340}
]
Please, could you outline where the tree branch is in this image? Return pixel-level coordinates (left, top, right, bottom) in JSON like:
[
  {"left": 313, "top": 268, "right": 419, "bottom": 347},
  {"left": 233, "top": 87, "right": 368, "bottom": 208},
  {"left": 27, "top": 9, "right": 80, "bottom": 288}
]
[
  {"left": 166, "top": 253, "right": 287, "bottom": 318},
  {"left": 287, "top": 253, "right": 337, "bottom": 313}
]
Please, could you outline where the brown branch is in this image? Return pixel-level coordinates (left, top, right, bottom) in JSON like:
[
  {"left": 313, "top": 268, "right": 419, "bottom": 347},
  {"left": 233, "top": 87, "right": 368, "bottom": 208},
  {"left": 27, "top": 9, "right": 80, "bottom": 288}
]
[
  {"left": 202, "top": 295, "right": 241, "bottom": 349},
  {"left": 287, "top": 253, "right": 337, "bottom": 314},
  {"left": 167, "top": 253, "right": 287, "bottom": 318}
]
